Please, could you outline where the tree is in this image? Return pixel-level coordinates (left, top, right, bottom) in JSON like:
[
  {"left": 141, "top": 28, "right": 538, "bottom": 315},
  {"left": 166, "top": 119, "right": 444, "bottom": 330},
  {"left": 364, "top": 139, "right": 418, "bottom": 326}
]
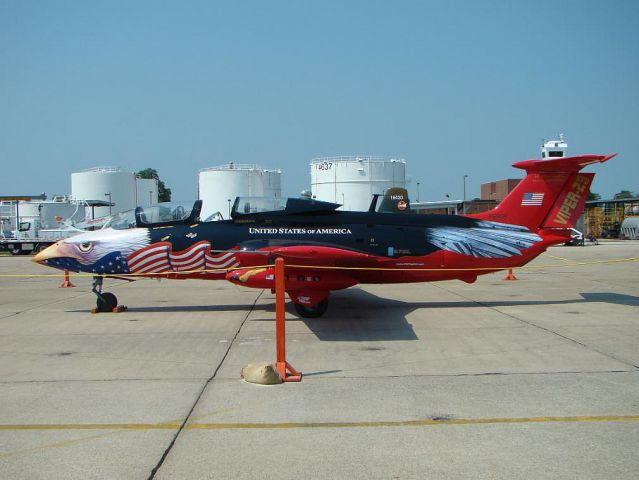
[
  {"left": 587, "top": 191, "right": 601, "bottom": 201},
  {"left": 613, "top": 190, "right": 636, "bottom": 200},
  {"left": 137, "top": 168, "right": 172, "bottom": 202}
]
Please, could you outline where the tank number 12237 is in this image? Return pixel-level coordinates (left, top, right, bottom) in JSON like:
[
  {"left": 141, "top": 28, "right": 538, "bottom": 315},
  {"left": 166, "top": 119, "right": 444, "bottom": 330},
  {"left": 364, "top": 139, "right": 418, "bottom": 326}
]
[{"left": 316, "top": 162, "right": 333, "bottom": 170}]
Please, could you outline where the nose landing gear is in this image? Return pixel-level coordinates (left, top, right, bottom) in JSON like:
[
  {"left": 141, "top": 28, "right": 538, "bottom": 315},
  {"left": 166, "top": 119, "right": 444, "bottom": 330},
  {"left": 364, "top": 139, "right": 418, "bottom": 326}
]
[{"left": 91, "top": 276, "right": 126, "bottom": 313}]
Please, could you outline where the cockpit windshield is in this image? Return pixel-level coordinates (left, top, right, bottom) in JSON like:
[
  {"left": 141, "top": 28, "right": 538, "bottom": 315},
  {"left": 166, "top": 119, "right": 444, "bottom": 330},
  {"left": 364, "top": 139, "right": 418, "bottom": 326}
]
[
  {"left": 102, "top": 201, "right": 201, "bottom": 230},
  {"left": 136, "top": 202, "right": 193, "bottom": 224},
  {"left": 232, "top": 197, "right": 288, "bottom": 216},
  {"left": 231, "top": 196, "right": 341, "bottom": 219},
  {"left": 102, "top": 210, "right": 136, "bottom": 230}
]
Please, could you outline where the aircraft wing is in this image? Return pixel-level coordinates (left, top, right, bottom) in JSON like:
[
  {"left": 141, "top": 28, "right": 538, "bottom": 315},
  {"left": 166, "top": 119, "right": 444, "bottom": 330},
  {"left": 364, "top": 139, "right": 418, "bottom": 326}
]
[
  {"left": 225, "top": 245, "right": 385, "bottom": 303},
  {"left": 266, "top": 245, "right": 379, "bottom": 265}
]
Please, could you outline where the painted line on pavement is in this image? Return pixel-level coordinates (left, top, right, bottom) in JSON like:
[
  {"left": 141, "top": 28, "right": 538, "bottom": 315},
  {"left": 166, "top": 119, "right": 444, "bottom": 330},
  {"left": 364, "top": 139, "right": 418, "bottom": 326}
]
[{"left": 1, "top": 415, "right": 638, "bottom": 431}]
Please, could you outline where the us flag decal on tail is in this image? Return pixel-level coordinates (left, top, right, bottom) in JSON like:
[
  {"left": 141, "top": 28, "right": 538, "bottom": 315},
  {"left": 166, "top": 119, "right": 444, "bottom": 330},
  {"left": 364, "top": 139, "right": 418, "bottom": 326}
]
[{"left": 521, "top": 192, "right": 544, "bottom": 206}]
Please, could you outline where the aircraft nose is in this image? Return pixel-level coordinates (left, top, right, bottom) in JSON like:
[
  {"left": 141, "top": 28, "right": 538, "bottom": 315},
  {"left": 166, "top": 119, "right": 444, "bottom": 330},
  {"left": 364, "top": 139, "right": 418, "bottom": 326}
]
[{"left": 32, "top": 241, "right": 69, "bottom": 263}]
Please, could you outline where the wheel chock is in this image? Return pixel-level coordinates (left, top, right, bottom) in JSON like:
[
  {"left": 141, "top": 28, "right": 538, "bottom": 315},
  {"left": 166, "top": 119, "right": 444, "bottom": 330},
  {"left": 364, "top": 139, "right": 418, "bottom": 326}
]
[
  {"left": 504, "top": 268, "right": 518, "bottom": 280},
  {"left": 90, "top": 306, "right": 127, "bottom": 314}
]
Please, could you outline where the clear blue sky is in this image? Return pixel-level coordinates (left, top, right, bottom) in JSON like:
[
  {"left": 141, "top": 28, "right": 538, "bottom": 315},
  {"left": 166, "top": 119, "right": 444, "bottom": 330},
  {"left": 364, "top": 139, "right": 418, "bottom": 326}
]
[{"left": 1, "top": 0, "right": 637, "bottom": 201}]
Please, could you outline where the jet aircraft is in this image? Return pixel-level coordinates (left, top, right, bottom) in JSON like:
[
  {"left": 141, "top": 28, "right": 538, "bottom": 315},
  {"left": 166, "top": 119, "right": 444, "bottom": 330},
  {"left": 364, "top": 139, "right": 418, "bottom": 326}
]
[{"left": 33, "top": 154, "right": 615, "bottom": 317}]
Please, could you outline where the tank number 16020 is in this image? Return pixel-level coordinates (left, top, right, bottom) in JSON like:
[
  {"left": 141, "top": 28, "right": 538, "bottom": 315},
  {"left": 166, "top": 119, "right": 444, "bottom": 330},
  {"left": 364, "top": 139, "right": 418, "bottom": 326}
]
[{"left": 316, "top": 162, "right": 333, "bottom": 170}]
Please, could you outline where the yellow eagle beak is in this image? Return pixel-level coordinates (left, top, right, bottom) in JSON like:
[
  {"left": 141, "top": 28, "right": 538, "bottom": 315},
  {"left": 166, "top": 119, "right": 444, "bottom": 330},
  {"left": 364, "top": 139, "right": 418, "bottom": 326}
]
[{"left": 32, "top": 242, "right": 75, "bottom": 263}]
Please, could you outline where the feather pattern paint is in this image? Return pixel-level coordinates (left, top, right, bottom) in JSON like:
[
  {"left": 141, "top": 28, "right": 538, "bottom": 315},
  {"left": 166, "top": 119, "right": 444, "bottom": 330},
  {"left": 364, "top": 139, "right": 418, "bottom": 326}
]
[{"left": 424, "top": 221, "right": 542, "bottom": 258}]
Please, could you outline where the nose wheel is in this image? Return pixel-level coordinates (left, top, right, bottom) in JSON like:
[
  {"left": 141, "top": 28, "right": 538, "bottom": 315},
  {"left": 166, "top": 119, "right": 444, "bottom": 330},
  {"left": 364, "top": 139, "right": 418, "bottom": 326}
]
[
  {"left": 91, "top": 276, "right": 125, "bottom": 313},
  {"left": 96, "top": 292, "right": 118, "bottom": 312}
]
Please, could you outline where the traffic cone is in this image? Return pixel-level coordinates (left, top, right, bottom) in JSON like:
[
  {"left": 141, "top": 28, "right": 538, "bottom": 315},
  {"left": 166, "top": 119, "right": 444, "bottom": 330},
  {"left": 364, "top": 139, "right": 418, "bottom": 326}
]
[{"left": 503, "top": 268, "right": 517, "bottom": 281}]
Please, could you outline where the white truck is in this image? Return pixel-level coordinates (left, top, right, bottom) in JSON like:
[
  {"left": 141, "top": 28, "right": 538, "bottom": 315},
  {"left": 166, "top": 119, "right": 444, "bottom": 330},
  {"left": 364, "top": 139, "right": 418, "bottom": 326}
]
[{"left": 0, "top": 196, "right": 109, "bottom": 255}]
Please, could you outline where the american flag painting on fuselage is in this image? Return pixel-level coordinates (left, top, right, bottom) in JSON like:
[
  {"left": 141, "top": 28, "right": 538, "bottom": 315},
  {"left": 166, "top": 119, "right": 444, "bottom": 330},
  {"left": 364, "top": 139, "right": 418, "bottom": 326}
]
[{"left": 126, "top": 241, "right": 239, "bottom": 275}]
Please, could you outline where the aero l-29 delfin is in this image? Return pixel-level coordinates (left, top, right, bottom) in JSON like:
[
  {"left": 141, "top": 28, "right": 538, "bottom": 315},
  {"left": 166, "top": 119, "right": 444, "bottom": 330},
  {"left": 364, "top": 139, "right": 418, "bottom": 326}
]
[{"left": 33, "top": 154, "right": 615, "bottom": 317}]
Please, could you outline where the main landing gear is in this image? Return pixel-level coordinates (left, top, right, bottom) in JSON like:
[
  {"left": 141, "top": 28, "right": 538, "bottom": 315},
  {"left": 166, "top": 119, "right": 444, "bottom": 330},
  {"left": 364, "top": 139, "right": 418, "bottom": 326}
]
[
  {"left": 91, "top": 276, "right": 125, "bottom": 313},
  {"left": 293, "top": 298, "right": 329, "bottom": 318}
]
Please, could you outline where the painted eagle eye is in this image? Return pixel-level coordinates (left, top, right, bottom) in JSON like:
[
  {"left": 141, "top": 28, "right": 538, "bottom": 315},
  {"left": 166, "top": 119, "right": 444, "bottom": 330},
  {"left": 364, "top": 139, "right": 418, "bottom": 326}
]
[{"left": 78, "top": 241, "right": 93, "bottom": 253}]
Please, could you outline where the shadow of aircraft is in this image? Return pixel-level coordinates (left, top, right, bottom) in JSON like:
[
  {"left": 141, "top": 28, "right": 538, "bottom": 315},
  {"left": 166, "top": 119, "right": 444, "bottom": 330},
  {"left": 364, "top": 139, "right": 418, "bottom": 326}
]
[
  {"left": 287, "top": 289, "right": 639, "bottom": 342},
  {"left": 68, "top": 289, "right": 639, "bottom": 343}
]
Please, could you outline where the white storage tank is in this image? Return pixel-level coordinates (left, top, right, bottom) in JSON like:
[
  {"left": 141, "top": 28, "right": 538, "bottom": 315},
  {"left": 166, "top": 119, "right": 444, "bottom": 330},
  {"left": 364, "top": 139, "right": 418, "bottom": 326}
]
[
  {"left": 71, "top": 167, "right": 137, "bottom": 218},
  {"left": 262, "top": 169, "right": 282, "bottom": 199},
  {"left": 136, "top": 177, "right": 159, "bottom": 207},
  {"left": 311, "top": 155, "right": 406, "bottom": 211},
  {"left": 620, "top": 217, "right": 639, "bottom": 240},
  {"left": 198, "top": 164, "right": 282, "bottom": 220}
]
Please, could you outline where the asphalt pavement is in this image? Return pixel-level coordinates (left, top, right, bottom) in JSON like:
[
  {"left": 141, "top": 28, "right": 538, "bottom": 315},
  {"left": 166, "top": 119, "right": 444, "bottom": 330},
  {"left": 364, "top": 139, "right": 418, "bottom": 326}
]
[{"left": 1, "top": 242, "right": 638, "bottom": 479}]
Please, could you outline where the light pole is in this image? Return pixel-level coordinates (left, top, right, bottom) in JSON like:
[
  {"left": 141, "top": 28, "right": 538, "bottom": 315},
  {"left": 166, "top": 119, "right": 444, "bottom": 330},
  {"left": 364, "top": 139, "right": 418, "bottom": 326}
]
[
  {"left": 462, "top": 175, "right": 468, "bottom": 214},
  {"left": 227, "top": 199, "right": 231, "bottom": 218},
  {"left": 104, "top": 192, "right": 112, "bottom": 216},
  {"left": 416, "top": 182, "right": 420, "bottom": 202}
]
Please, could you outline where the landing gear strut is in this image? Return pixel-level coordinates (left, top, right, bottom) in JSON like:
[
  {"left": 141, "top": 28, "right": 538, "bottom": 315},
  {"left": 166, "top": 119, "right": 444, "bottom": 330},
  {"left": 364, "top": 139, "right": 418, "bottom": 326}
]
[
  {"left": 293, "top": 298, "right": 329, "bottom": 318},
  {"left": 91, "top": 276, "right": 118, "bottom": 313}
]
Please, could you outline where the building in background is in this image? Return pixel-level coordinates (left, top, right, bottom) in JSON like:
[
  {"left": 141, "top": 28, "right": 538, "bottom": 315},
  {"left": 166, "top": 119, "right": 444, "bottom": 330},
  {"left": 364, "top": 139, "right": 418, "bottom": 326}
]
[
  {"left": 411, "top": 199, "right": 497, "bottom": 215},
  {"left": 480, "top": 179, "right": 521, "bottom": 202},
  {"left": 584, "top": 197, "right": 639, "bottom": 238}
]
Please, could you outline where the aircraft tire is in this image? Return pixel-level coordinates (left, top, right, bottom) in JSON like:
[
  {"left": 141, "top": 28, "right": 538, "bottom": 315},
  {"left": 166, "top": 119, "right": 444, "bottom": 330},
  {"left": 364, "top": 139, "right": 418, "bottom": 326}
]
[
  {"left": 293, "top": 299, "right": 328, "bottom": 318},
  {"left": 96, "top": 292, "right": 118, "bottom": 313}
]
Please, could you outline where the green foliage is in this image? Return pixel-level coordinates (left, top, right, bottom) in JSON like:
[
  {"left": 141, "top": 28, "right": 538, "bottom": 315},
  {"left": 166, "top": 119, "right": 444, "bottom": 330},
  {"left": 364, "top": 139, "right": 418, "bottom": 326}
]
[
  {"left": 587, "top": 191, "right": 601, "bottom": 201},
  {"left": 613, "top": 190, "right": 635, "bottom": 200},
  {"left": 137, "top": 168, "right": 172, "bottom": 202}
]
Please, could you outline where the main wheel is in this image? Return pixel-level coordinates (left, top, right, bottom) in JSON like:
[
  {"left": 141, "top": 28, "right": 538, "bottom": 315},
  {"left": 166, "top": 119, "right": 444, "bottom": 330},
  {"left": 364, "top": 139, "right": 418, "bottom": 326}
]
[
  {"left": 96, "top": 292, "right": 118, "bottom": 312},
  {"left": 293, "top": 299, "right": 328, "bottom": 318}
]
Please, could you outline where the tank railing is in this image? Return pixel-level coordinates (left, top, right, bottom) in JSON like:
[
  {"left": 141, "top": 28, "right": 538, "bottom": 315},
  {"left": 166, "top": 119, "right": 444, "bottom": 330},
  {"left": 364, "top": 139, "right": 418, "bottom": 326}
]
[
  {"left": 199, "top": 164, "right": 281, "bottom": 173},
  {"left": 80, "top": 166, "right": 122, "bottom": 173},
  {"left": 310, "top": 155, "right": 405, "bottom": 163}
]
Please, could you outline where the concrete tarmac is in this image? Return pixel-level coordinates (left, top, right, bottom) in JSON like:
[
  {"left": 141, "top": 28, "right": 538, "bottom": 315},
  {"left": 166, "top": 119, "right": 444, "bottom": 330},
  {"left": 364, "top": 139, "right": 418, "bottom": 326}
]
[{"left": 0, "top": 242, "right": 638, "bottom": 479}]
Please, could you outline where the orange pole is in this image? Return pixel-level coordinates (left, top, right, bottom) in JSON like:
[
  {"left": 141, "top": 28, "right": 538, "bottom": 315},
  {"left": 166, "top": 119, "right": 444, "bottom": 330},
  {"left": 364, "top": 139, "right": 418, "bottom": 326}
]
[
  {"left": 275, "top": 257, "right": 286, "bottom": 365},
  {"left": 59, "top": 270, "right": 75, "bottom": 288},
  {"left": 274, "top": 257, "right": 301, "bottom": 382}
]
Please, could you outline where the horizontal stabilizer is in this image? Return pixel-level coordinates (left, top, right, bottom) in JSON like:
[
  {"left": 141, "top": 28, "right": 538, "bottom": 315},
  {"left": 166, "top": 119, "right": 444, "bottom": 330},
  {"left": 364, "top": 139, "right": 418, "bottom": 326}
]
[
  {"left": 469, "top": 154, "right": 616, "bottom": 231},
  {"left": 513, "top": 154, "right": 617, "bottom": 173}
]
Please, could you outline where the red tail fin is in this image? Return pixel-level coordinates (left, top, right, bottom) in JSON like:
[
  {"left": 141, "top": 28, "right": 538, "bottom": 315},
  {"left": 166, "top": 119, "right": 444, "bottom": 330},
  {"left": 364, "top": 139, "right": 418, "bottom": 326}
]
[{"left": 470, "top": 154, "right": 616, "bottom": 231}]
